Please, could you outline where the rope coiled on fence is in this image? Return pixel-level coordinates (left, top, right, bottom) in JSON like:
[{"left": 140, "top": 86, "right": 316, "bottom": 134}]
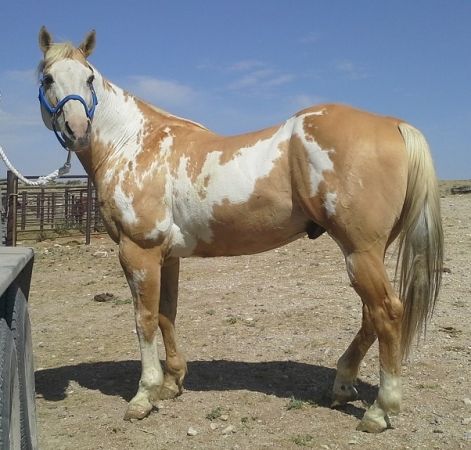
[{"left": 0, "top": 145, "right": 72, "bottom": 186}]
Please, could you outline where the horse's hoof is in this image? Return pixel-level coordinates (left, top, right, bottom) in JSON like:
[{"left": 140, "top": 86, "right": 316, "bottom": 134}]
[
  {"left": 356, "top": 416, "right": 388, "bottom": 433},
  {"left": 158, "top": 384, "right": 181, "bottom": 400},
  {"left": 123, "top": 401, "right": 153, "bottom": 421},
  {"left": 331, "top": 384, "right": 358, "bottom": 407}
]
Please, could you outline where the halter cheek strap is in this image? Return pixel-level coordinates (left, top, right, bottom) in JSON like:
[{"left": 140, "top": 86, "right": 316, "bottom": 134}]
[{"left": 38, "top": 82, "right": 98, "bottom": 149}]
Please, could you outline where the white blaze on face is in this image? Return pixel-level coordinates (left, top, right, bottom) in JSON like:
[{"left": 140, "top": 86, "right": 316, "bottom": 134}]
[{"left": 44, "top": 59, "right": 94, "bottom": 134}]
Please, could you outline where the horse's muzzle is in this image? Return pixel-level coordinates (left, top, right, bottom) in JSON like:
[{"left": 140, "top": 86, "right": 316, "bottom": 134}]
[{"left": 63, "top": 119, "right": 92, "bottom": 151}]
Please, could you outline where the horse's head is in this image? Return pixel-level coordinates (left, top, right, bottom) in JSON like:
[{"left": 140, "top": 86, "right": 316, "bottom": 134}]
[{"left": 38, "top": 26, "right": 98, "bottom": 151}]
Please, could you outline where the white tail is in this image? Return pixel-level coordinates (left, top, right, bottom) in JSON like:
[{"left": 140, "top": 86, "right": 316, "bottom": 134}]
[{"left": 396, "top": 123, "right": 444, "bottom": 359}]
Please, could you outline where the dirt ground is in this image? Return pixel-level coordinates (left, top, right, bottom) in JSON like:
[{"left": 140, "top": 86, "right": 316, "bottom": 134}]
[{"left": 24, "top": 182, "right": 470, "bottom": 449}]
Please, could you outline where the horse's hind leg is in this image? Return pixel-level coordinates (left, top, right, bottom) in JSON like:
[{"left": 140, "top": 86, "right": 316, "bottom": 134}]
[
  {"left": 158, "top": 257, "right": 187, "bottom": 399},
  {"left": 332, "top": 304, "right": 376, "bottom": 406},
  {"left": 343, "top": 249, "right": 403, "bottom": 433}
]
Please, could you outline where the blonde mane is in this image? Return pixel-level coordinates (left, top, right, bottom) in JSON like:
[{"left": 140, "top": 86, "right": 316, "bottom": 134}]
[{"left": 38, "top": 42, "right": 87, "bottom": 76}]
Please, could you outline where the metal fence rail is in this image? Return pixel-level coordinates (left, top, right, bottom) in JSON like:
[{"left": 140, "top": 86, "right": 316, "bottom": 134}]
[{"left": 1, "top": 172, "right": 105, "bottom": 245}]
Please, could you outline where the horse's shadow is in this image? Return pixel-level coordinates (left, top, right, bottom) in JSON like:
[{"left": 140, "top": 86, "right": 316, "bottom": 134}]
[{"left": 35, "top": 360, "right": 377, "bottom": 420}]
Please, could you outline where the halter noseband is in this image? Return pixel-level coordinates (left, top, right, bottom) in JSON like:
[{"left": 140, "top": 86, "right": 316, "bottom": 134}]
[{"left": 38, "top": 79, "right": 98, "bottom": 149}]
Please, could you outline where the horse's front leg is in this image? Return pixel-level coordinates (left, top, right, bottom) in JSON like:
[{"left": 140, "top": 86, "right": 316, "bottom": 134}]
[{"left": 119, "top": 236, "right": 164, "bottom": 420}]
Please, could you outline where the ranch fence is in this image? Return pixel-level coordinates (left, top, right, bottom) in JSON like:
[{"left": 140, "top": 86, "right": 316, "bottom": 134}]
[{"left": 0, "top": 171, "right": 105, "bottom": 246}]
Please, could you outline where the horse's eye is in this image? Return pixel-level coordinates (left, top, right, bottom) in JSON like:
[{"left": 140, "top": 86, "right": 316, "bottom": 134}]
[
  {"left": 87, "top": 75, "right": 95, "bottom": 85},
  {"left": 42, "top": 74, "right": 54, "bottom": 86}
]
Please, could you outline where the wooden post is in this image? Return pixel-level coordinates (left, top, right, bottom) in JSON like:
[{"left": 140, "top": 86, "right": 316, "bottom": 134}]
[
  {"left": 79, "top": 190, "right": 84, "bottom": 226},
  {"left": 6, "top": 170, "right": 18, "bottom": 246},
  {"left": 64, "top": 187, "right": 69, "bottom": 227},
  {"left": 51, "top": 191, "right": 56, "bottom": 228},
  {"left": 20, "top": 191, "right": 27, "bottom": 231},
  {"left": 46, "top": 191, "right": 50, "bottom": 223},
  {"left": 36, "top": 192, "right": 40, "bottom": 219},
  {"left": 39, "top": 188, "right": 45, "bottom": 234},
  {"left": 85, "top": 177, "right": 93, "bottom": 245},
  {"left": 94, "top": 187, "right": 100, "bottom": 231}
]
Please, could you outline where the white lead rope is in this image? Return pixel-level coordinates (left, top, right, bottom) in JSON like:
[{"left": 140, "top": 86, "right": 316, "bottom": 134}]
[{"left": 0, "top": 145, "right": 72, "bottom": 186}]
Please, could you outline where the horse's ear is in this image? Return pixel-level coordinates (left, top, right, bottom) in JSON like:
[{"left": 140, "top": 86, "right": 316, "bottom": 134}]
[
  {"left": 79, "top": 30, "right": 96, "bottom": 58},
  {"left": 39, "top": 26, "right": 53, "bottom": 54}
]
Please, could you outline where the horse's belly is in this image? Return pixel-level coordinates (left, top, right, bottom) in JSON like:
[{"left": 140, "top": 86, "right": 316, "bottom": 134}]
[
  {"left": 193, "top": 225, "right": 306, "bottom": 257},
  {"left": 168, "top": 203, "right": 307, "bottom": 258}
]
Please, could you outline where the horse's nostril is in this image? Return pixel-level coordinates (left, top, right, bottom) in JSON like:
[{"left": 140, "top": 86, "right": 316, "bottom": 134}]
[{"left": 65, "top": 121, "right": 75, "bottom": 137}]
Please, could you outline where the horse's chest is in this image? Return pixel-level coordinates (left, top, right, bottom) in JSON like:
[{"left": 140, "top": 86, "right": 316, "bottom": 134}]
[{"left": 97, "top": 178, "right": 171, "bottom": 244}]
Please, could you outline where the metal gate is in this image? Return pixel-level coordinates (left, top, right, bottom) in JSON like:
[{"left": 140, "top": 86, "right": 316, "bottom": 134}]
[{"left": 1, "top": 171, "right": 105, "bottom": 245}]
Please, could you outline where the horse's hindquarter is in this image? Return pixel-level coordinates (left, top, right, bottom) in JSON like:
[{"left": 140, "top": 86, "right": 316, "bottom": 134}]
[{"left": 290, "top": 104, "right": 409, "bottom": 250}]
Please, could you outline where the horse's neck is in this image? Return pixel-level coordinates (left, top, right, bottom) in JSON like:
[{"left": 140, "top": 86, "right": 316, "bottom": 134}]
[
  {"left": 77, "top": 71, "right": 212, "bottom": 182},
  {"left": 93, "top": 76, "right": 144, "bottom": 147},
  {"left": 77, "top": 73, "right": 147, "bottom": 178}
]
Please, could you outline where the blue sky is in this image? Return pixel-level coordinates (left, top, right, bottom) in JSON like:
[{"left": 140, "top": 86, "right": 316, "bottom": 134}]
[{"left": 0, "top": 0, "right": 469, "bottom": 179}]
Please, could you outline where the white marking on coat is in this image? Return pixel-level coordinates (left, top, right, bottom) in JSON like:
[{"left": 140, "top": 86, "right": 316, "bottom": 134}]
[
  {"left": 345, "top": 254, "right": 356, "bottom": 284},
  {"left": 293, "top": 114, "right": 334, "bottom": 196},
  {"left": 159, "top": 127, "right": 174, "bottom": 158},
  {"left": 378, "top": 369, "right": 401, "bottom": 413},
  {"left": 145, "top": 211, "right": 173, "bottom": 240},
  {"left": 310, "top": 109, "right": 327, "bottom": 116},
  {"left": 132, "top": 269, "right": 147, "bottom": 286},
  {"left": 168, "top": 118, "right": 297, "bottom": 256},
  {"left": 324, "top": 191, "right": 337, "bottom": 217},
  {"left": 114, "top": 181, "right": 138, "bottom": 225},
  {"left": 90, "top": 70, "right": 145, "bottom": 185},
  {"left": 138, "top": 335, "right": 164, "bottom": 388}
]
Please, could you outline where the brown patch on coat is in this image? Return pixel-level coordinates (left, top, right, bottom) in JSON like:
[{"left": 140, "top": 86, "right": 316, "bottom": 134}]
[
  {"left": 101, "top": 78, "right": 117, "bottom": 94},
  {"left": 118, "top": 236, "right": 163, "bottom": 342},
  {"left": 128, "top": 167, "right": 169, "bottom": 245},
  {"left": 75, "top": 136, "right": 122, "bottom": 242},
  {"left": 193, "top": 140, "right": 308, "bottom": 257},
  {"left": 135, "top": 127, "right": 166, "bottom": 171}
]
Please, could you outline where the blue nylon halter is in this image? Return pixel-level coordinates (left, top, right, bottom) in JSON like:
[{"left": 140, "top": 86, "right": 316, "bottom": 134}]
[{"left": 38, "top": 81, "right": 98, "bottom": 149}]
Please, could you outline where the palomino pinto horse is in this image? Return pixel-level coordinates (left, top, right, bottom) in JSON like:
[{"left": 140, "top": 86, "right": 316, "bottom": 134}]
[{"left": 37, "top": 28, "right": 443, "bottom": 432}]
